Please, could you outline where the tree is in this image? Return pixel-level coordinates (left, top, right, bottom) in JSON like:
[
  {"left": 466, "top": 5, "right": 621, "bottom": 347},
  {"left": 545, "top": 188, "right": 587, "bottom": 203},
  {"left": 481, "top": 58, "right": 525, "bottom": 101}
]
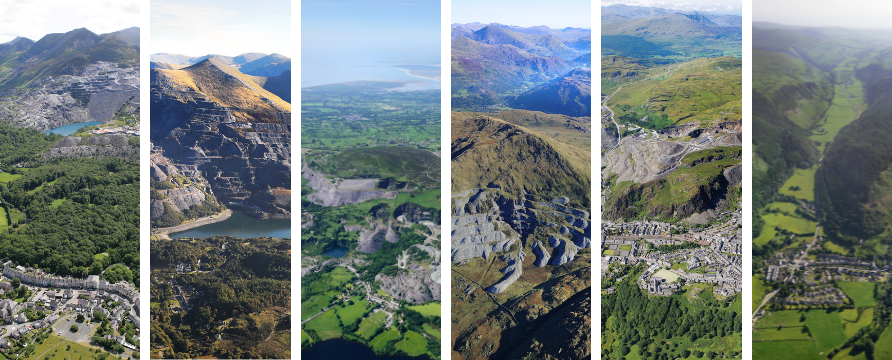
[
  {"left": 70, "top": 324, "right": 79, "bottom": 332},
  {"left": 77, "top": 314, "right": 85, "bottom": 322},
  {"left": 11, "top": 278, "right": 20, "bottom": 289}
]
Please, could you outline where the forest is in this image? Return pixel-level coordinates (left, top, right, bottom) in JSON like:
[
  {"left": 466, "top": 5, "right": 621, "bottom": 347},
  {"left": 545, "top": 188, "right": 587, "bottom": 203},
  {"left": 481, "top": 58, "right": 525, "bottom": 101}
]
[
  {"left": 150, "top": 236, "right": 291, "bottom": 359},
  {"left": 602, "top": 266, "right": 742, "bottom": 359}
]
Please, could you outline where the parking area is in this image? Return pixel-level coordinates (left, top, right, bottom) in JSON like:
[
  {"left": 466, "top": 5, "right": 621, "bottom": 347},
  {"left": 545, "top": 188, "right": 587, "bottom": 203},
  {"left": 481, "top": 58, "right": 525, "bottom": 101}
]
[{"left": 54, "top": 317, "right": 96, "bottom": 343}]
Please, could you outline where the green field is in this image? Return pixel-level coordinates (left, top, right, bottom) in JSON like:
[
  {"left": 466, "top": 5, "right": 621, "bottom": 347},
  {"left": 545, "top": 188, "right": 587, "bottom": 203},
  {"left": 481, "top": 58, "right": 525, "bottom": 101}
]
[
  {"left": 394, "top": 330, "right": 427, "bottom": 356},
  {"left": 838, "top": 282, "right": 877, "bottom": 307},
  {"left": 756, "top": 310, "right": 806, "bottom": 328},
  {"left": 395, "top": 188, "right": 441, "bottom": 210},
  {"left": 301, "top": 329, "right": 312, "bottom": 345},
  {"left": 604, "top": 249, "right": 616, "bottom": 255},
  {"left": 49, "top": 198, "right": 65, "bottom": 208},
  {"left": 841, "top": 308, "right": 873, "bottom": 338},
  {"left": 303, "top": 310, "right": 342, "bottom": 341},
  {"left": 423, "top": 323, "right": 441, "bottom": 340},
  {"left": 0, "top": 207, "right": 6, "bottom": 229},
  {"left": 370, "top": 329, "right": 401, "bottom": 352},
  {"left": 778, "top": 167, "right": 817, "bottom": 202},
  {"left": 336, "top": 297, "right": 370, "bottom": 325},
  {"left": 408, "top": 302, "right": 441, "bottom": 317},
  {"left": 832, "top": 347, "right": 869, "bottom": 360},
  {"left": 753, "top": 341, "right": 824, "bottom": 360},
  {"left": 753, "top": 275, "right": 770, "bottom": 310},
  {"left": 28, "top": 335, "right": 105, "bottom": 360},
  {"left": 753, "top": 326, "right": 810, "bottom": 341},
  {"left": 0, "top": 173, "right": 20, "bottom": 183},
  {"left": 754, "top": 223, "right": 778, "bottom": 246},
  {"left": 761, "top": 212, "right": 817, "bottom": 235},
  {"left": 874, "top": 325, "right": 892, "bottom": 359},
  {"left": 620, "top": 245, "right": 632, "bottom": 251},
  {"left": 301, "top": 267, "right": 355, "bottom": 321},
  {"left": 355, "top": 311, "right": 387, "bottom": 339},
  {"left": 806, "top": 310, "right": 847, "bottom": 352}
]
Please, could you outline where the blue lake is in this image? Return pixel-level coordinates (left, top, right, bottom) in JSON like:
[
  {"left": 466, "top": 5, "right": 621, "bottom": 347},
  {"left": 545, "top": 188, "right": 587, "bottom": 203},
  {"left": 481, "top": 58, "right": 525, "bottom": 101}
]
[
  {"left": 45, "top": 121, "right": 102, "bottom": 136},
  {"left": 169, "top": 210, "right": 291, "bottom": 239},
  {"left": 322, "top": 246, "right": 349, "bottom": 258}
]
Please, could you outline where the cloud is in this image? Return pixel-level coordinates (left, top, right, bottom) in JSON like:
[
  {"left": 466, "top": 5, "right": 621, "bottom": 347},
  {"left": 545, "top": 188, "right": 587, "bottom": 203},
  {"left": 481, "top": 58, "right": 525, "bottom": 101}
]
[
  {"left": 601, "top": 0, "right": 741, "bottom": 13},
  {"left": 0, "top": 0, "right": 140, "bottom": 42},
  {"left": 151, "top": 1, "right": 290, "bottom": 57}
]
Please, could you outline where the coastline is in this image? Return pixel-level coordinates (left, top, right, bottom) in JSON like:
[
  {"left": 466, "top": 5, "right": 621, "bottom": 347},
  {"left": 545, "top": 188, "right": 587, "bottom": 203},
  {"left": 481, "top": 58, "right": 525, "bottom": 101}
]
[
  {"left": 391, "top": 65, "right": 441, "bottom": 82},
  {"left": 153, "top": 209, "right": 233, "bottom": 238}
]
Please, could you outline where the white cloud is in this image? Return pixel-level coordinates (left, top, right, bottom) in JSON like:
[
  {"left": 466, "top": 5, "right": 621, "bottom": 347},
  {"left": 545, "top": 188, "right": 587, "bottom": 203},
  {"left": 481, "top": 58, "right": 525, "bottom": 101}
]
[{"left": 0, "top": 0, "right": 140, "bottom": 42}]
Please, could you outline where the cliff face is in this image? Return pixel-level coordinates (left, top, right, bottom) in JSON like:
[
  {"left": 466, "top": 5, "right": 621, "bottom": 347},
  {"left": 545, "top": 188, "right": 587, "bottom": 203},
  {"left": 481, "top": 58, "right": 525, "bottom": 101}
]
[
  {"left": 44, "top": 135, "right": 138, "bottom": 160},
  {"left": 150, "top": 57, "right": 291, "bottom": 219}
]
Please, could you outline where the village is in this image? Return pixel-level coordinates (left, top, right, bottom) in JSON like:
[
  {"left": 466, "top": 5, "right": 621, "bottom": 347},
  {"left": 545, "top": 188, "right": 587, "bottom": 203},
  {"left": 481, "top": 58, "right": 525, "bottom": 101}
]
[
  {"left": 0, "top": 261, "right": 140, "bottom": 358},
  {"left": 602, "top": 207, "right": 743, "bottom": 298}
]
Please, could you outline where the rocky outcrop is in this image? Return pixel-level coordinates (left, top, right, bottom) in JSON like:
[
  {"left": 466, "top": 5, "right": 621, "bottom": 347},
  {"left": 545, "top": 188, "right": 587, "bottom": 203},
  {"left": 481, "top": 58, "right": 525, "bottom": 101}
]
[
  {"left": 375, "top": 260, "right": 440, "bottom": 303},
  {"left": 452, "top": 188, "right": 591, "bottom": 292},
  {"left": 724, "top": 163, "right": 742, "bottom": 187},
  {"left": 302, "top": 157, "right": 398, "bottom": 207},
  {"left": 394, "top": 202, "right": 440, "bottom": 225},
  {"left": 43, "top": 135, "right": 138, "bottom": 160}
]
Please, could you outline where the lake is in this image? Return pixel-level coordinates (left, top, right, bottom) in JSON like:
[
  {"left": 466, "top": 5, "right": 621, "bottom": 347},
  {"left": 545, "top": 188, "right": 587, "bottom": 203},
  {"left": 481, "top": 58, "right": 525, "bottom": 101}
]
[
  {"left": 322, "top": 246, "right": 349, "bottom": 258},
  {"left": 45, "top": 121, "right": 102, "bottom": 136},
  {"left": 169, "top": 210, "right": 291, "bottom": 239},
  {"left": 302, "top": 338, "right": 431, "bottom": 360}
]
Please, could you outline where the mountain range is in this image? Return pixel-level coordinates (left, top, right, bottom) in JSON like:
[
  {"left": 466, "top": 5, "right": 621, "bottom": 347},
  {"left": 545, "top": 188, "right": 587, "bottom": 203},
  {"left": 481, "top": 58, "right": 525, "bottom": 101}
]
[{"left": 151, "top": 52, "right": 290, "bottom": 77}]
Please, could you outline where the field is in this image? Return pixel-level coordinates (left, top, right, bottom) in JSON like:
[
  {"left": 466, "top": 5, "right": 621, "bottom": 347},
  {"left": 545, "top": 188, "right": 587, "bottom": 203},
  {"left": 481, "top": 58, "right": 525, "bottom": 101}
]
[
  {"left": 0, "top": 172, "right": 21, "bottom": 183},
  {"left": 301, "top": 267, "right": 355, "bottom": 320},
  {"left": 838, "top": 282, "right": 877, "bottom": 307},
  {"left": 761, "top": 211, "right": 816, "bottom": 235},
  {"left": 604, "top": 249, "right": 616, "bottom": 255},
  {"left": 303, "top": 311, "right": 342, "bottom": 341},
  {"left": 336, "top": 297, "right": 370, "bottom": 325},
  {"left": 0, "top": 207, "right": 6, "bottom": 229},
  {"left": 753, "top": 341, "right": 824, "bottom": 360},
  {"left": 370, "top": 329, "right": 401, "bottom": 352},
  {"left": 26, "top": 335, "right": 104, "bottom": 360},
  {"left": 620, "top": 245, "right": 632, "bottom": 251},
  {"left": 355, "top": 311, "right": 387, "bottom": 339},
  {"left": 753, "top": 275, "right": 769, "bottom": 310},
  {"left": 841, "top": 308, "right": 873, "bottom": 338},
  {"left": 874, "top": 325, "right": 892, "bottom": 359},
  {"left": 394, "top": 330, "right": 427, "bottom": 356},
  {"left": 756, "top": 310, "right": 806, "bottom": 328},
  {"left": 805, "top": 310, "right": 847, "bottom": 352},
  {"left": 778, "top": 167, "right": 817, "bottom": 202},
  {"left": 423, "top": 323, "right": 441, "bottom": 339},
  {"left": 752, "top": 326, "right": 810, "bottom": 341},
  {"left": 654, "top": 269, "right": 679, "bottom": 282},
  {"left": 408, "top": 302, "right": 441, "bottom": 317}
]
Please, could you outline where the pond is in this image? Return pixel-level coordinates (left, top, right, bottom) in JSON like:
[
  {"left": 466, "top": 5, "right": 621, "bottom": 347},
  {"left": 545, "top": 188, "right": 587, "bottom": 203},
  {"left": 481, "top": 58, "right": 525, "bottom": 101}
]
[
  {"left": 169, "top": 211, "right": 291, "bottom": 239},
  {"left": 45, "top": 121, "right": 102, "bottom": 136}
]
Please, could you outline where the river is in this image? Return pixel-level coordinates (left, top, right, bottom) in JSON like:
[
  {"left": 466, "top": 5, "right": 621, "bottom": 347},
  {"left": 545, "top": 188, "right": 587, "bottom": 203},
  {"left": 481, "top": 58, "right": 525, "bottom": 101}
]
[
  {"left": 45, "top": 121, "right": 102, "bottom": 136},
  {"left": 301, "top": 338, "right": 431, "bottom": 360},
  {"left": 168, "top": 210, "right": 291, "bottom": 239}
]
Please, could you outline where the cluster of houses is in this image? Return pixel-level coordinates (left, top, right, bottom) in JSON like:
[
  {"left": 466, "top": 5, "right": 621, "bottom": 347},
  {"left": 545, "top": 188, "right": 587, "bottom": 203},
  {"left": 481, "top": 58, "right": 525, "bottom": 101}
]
[
  {"left": 0, "top": 262, "right": 140, "bottom": 352},
  {"left": 773, "top": 286, "right": 849, "bottom": 307}
]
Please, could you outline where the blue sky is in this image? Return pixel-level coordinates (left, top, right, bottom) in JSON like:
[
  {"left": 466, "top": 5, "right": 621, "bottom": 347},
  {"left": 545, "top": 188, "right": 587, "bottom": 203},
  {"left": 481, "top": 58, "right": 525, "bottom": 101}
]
[
  {"left": 453, "top": 0, "right": 591, "bottom": 28},
  {"left": 601, "top": 0, "right": 741, "bottom": 15},
  {"left": 0, "top": 0, "right": 140, "bottom": 43},
  {"left": 152, "top": 0, "right": 290, "bottom": 57},
  {"left": 302, "top": 0, "right": 440, "bottom": 57}
]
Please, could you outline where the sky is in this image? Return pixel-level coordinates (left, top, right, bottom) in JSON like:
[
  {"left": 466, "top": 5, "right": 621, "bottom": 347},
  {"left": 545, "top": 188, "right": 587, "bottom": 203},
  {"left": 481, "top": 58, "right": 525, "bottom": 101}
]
[
  {"left": 453, "top": 0, "right": 591, "bottom": 28},
  {"left": 601, "top": 0, "right": 741, "bottom": 15},
  {"left": 0, "top": 0, "right": 140, "bottom": 43},
  {"left": 152, "top": 0, "right": 290, "bottom": 57},
  {"left": 302, "top": 0, "right": 440, "bottom": 86},
  {"left": 754, "top": 0, "right": 892, "bottom": 29}
]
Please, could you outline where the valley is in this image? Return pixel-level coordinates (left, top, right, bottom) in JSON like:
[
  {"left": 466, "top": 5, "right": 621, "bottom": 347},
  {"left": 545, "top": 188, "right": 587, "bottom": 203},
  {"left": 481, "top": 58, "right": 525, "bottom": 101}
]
[
  {"left": 600, "top": 4, "right": 742, "bottom": 360},
  {"left": 751, "top": 23, "right": 892, "bottom": 360},
  {"left": 449, "top": 20, "right": 592, "bottom": 360}
]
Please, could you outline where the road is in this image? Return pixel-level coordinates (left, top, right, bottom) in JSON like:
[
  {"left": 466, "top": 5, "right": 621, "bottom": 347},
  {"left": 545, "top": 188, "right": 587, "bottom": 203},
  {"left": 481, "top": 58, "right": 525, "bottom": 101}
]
[{"left": 753, "top": 290, "right": 779, "bottom": 327}]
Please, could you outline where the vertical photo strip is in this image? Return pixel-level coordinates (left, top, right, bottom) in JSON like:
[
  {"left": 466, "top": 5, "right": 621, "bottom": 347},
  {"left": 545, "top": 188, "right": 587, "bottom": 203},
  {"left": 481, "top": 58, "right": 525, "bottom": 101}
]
[
  {"left": 148, "top": 0, "right": 292, "bottom": 358},
  {"left": 753, "top": 1, "right": 892, "bottom": 359},
  {"left": 300, "top": 0, "right": 443, "bottom": 359},
  {"left": 450, "top": 0, "right": 593, "bottom": 359},
  {"left": 600, "top": 1, "right": 743, "bottom": 359},
  {"left": 0, "top": 1, "right": 141, "bottom": 358}
]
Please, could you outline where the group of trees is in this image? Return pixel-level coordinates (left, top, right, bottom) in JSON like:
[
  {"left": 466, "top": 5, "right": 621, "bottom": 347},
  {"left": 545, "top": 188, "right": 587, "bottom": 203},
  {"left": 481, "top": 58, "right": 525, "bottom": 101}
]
[
  {"left": 150, "top": 236, "right": 290, "bottom": 358},
  {"left": 602, "top": 267, "right": 742, "bottom": 359}
]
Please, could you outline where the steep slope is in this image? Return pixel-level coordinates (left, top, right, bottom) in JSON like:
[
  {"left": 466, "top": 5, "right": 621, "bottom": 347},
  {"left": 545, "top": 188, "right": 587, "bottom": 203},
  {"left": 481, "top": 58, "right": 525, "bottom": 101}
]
[
  {"left": 237, "top": 53, "right": 291, "bottom": 77},
  {"left": 151, "top": 57, "right": 291, "bottom": 219},
  {"left": 753, "top": 27, "right": 846, "bottom": 72},
  {"left": 254, "top": 69, "right": 291, "bottom": 102},
  {"left": 509, "top": 68, "right": 591, "bottom": 117},
  {"left": 602, "top": 11, "right": 741, "bottom": 58},
  {"left": 469, "top": 25, "right": 577, "bottom": 59},
  {"left": 451, "top": 114, "right": 590, "bottom": 208}
]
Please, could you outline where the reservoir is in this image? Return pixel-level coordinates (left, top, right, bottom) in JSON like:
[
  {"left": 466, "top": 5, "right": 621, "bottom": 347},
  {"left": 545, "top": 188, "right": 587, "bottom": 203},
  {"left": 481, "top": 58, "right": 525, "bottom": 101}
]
[
  {"left": 301, "top": 338, "right": 431, "bottom": 360},
  {"left": 45, "top": 121, "right": 102, "bottom": 136},
  {"left": 322, "top": 246, "right": 349, "bottom": 258},
  {"left": 169, "top": 210, "right": 291, "bottom": 239}
]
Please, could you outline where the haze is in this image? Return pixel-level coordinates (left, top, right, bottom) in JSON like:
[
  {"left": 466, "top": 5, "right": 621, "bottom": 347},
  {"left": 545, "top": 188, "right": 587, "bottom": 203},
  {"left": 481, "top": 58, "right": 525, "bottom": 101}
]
[
  {"left": 454, "top": 0, "right": 591, "bottom": 28},
  {"left": 602, "top": 0, "right": 741, "bottom": 14},
  {"left": 755, "top": 0, "right": 892, "bottom": 29},
  {"left": 0, "top": 0, "right": 139, "bottom": 43}
]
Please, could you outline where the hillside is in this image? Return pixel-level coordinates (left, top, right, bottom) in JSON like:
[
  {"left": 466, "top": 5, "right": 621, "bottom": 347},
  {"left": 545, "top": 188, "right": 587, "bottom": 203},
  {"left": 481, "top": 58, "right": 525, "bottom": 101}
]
[
  {"left": 151, "top": 57, "right": 291, "bottom": 220},
  {"left": 508, "top": 68, "right": 591, "bottom": 117},
  {"left": 602, "top": 11, "right": 741, "bottom": 58},
  {"left": 150, "top": 52, "right": 291, "bottom": 77},
  {"left": 451, "top": 113, "right": 590, "bottom": 208}
]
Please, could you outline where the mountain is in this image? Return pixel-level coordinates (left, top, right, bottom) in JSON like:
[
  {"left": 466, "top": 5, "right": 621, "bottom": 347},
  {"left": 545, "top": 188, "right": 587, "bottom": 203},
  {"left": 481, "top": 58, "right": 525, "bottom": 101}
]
[
  {"left": 465, "top": 25, "right": 578, "bottom": 59},
  {"left": 509, "top": 68, "right": 591, "bottom": 117},
  {"left": 254, "top": 68, "right": 291, "bottom": 102},
  {"left": 602, "top": 4, "right": 742, "bottom": 26},
  {"left": 151, "top": 57, "right": 291, "bottom": 219},
  {"left": 602, "top": 8, "right": 741, "bottom": 59},
  {"left": 0, "top": 27, "right": 139, "bottom": 131},
  {"left": 150, "top": 52, "right": 291, "bottom": 77},
  {"left": 753, "top": 27, "right": 846, "bottom": 72}
]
